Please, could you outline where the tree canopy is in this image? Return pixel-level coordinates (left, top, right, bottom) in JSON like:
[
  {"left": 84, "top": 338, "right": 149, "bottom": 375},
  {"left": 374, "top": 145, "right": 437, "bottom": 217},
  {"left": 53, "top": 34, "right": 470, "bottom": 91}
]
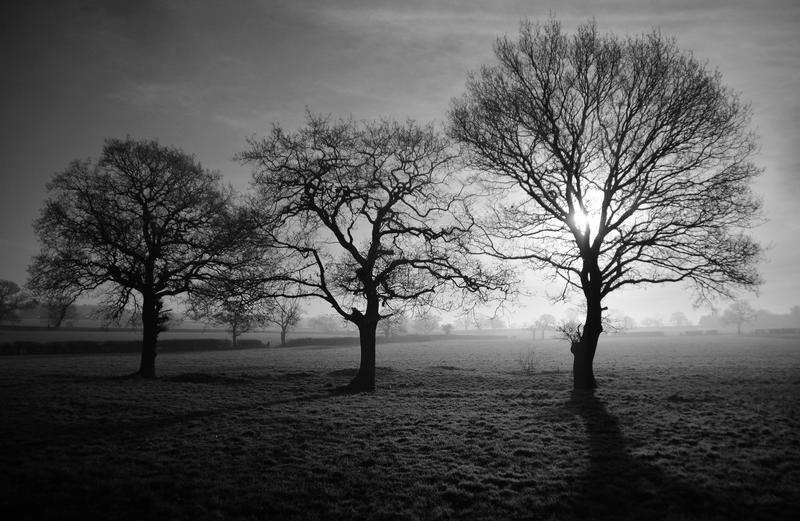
[
  {"left": 242, "top": 114, "right": 511, "bottom": 390},
  {"left": 30, "top": 137, "right": 245, "bottom": 376},
  {"left": 449, "top": 20, "right": 762, "bottom": 388},
  {"left": 0, "top": 280, "right": 32, "bottom": 324}
]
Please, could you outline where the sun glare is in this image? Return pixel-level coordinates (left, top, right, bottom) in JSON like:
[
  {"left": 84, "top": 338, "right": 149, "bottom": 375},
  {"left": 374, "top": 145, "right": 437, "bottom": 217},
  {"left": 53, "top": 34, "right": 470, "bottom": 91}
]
[
  {"left": 569, "top": 190, "right": 604, "bottom": 238},
  {"left": 571, "top": 206, "right": 600, "bottom": 237}
]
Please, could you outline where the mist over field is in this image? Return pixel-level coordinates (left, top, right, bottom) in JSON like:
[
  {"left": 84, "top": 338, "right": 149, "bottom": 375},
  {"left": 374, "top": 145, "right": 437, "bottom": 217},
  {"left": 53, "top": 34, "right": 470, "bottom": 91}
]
[{"left": 1, "top": 334, "right": 798, "bottom": 520}]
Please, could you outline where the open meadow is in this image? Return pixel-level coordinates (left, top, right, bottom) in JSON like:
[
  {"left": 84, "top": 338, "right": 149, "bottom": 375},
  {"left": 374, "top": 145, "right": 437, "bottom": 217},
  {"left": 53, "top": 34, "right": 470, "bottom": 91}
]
[{"left": 1, "top": 334, "right": 798, "bottom": 520}]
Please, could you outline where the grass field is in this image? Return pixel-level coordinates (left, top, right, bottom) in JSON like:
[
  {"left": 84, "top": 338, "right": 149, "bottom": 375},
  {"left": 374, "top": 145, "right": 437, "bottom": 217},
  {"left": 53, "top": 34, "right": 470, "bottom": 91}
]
[{"left": 1, "top": 335, "right": 798, "bottom": 520}]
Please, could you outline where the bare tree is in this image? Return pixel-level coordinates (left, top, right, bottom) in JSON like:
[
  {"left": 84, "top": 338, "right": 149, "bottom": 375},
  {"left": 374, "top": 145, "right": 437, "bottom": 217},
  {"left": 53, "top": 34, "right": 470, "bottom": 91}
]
[
  {"left": 535, "top": 313, "right": 557, "bottom": 338},
  {"left": 188, "top": 271, "right": 275, "bottom": 348},
  {"left": 378, "top": 309, "right": 407, "bottom": 339},
  {"left": 412, "top": 313, "right": 441, "bottom": 334},
  {"left": 30, "top": 138, "right": 245, "bottom": 377},
  {"left": 304, "top": 314, "right": 344, "bottom": 332},
  {"left": 265, "top": 297, "right": 302, "bottom": 346},
  {"left": 0, "top": 280, "right": 33, "bottom": 324},
  {"left": 641, "top": 315, "right": 665, "bottom": 328},
  {"left": 669, "top": 311, "right": 691, "bottom": 328},
  {"left": 621, "top": 315, "right": 637, "bottom": 330},
  {"left": 27, "top": 261, "right": 82, "bottom": 328},
  {"left": 242, "top": 114, "right": 510, "bottom": 391},
  {"left": 722, "top": 300, "right": 756, "bottom": 335},
  {"left": 43, "top": 294, "right": 78, "bottom": 328},
  {"left": 449, "top": 20, "right": 761, "bottom": 389}
]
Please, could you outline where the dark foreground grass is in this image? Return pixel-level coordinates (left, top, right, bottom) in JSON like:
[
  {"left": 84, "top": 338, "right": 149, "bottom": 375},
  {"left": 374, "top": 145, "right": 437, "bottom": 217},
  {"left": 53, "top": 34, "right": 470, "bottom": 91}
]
[{"left": 0, "top": 336, "right": 798, "bottom": 520}]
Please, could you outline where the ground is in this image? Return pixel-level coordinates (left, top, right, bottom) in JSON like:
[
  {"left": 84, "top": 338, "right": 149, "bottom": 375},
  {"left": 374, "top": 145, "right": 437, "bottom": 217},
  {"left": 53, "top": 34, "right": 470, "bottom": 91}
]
[{"left": 0, "top": 335, "right": 798, "bottom": 520}]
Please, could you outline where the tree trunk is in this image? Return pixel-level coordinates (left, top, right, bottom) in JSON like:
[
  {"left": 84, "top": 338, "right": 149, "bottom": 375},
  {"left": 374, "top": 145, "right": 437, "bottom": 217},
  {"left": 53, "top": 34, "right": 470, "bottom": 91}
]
[
  {"left": 572, "top": 340, "right": 596, "bottom": 390},
  {"left": 347, "top": 319, "right": 378, "bottom": 392},
  {"left": 52, "top": 305, "right": 68, "bottom": 328},
  {"left": 280, "top": 327, "right": 287, "bottom": 346},
  {"left": 573, "top": 282, "right": 603, "bottom": 390},
  {"left": 138, "top": 292, "right": 160, "bottom": 378}
]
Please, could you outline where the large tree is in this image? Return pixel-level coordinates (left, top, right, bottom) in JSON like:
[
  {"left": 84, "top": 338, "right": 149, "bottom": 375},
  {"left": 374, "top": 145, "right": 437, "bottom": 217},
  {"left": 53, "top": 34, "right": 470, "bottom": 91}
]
[
  {"left": 449, "top": 20, "right": 762, "bottom": 389},
  {"left": 30, "top": 138, "right": 244, "bottom": 377},
  {"left": 242, "top": 114, "right": 509, "bottom": 391}
]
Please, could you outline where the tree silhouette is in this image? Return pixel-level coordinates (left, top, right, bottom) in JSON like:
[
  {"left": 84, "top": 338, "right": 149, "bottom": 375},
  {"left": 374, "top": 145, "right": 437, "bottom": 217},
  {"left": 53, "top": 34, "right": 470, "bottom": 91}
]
[
  {"left": 450, "top": 20, "right": 762, "bottom": 389},
  {"left": 265, "top": 297, "right": 302, "bottom": 346},
  {"left": 721, "top": 300, "right": 756, "bottom": 335},
  {"left": 669, "top": 311, "right": 691, "bottom": 327},
  {"left": 378, "top": 309, "right": 407, "bottom": 339},
  {"left": 188, "top": 270, "right": 274, "bottom": 348},
  {"left": 412, "top": 313, "right": 441, "bottom": 334},
  {"left": 27, "top": 260, "right": 82, "bottom": 328},
  {"left": 535, "top": 313, "right": 557, "bottom": 338},
  {"left": 30, "top": 138, "right": 244, "bottom": 377},
  {"left": 242, "top": 114, "right": 510, "bottom": 391},
  {"left": 0, "top": 280, "right": 32, "bottom": 324}
]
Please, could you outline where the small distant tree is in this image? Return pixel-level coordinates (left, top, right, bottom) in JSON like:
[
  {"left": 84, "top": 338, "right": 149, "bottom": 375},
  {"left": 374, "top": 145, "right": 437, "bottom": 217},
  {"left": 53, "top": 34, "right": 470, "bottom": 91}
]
[
  {"left": 378, "top": 310, "right": 407, "bottom": 339},
  {"left": 0, "top": 280, "right": 32, "bottom": 324},
  {"left": 413, "top": 313, "right": 441, "bottom": 335},
  {"left": 622, "top": 315, "right": 637, "bottom": 330},
  {"left": 641, "top": 316, "right": 665, "bottom": 328},
  {"left": 27, "top": 265, "right": 82, "bottom": 328},
  {"left": 44, "top": 295, "right": 79, "bottom": 328},
  {"left": 305, "top": 314, "right": 340, "bottom": 332},
  {"left": 189, "top": 274, "right": 274, "bottom": 348},
  {"left": 535, "top": 313, "right": 557, "bottom": 339},
  {"left": 722, "top": 301, "right": 756, "bottom": 335},
  {"left": 669, "top": 311, "right": 691, "bottom": 328},
  {"left": 442, "top": 323, "right": 454, "bottom": 335},
  {"left": 30, "top": 138, "right": 245, "bottom": 377},
  {"left": 265, "top": 297, "right": 302, "bottom": 346}
]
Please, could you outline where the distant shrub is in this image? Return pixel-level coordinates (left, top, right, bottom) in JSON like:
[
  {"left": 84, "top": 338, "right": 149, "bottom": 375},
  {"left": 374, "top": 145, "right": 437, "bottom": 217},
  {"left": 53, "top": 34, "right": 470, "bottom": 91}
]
[{"left": 517, "top": 348, "right": 536, "bottom": 375}]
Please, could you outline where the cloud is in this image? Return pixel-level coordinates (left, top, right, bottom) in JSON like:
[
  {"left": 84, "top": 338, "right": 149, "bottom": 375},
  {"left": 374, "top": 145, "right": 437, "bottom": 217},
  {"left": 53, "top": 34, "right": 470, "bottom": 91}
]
[{"left": 109, "top": 82, "right": 207, "bottom": 111}]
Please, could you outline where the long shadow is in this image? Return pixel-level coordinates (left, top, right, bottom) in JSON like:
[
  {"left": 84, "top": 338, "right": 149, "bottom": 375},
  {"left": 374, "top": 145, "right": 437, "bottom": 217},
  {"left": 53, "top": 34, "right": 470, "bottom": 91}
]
[{"left": 565, "top": 390, "right": 744, "bottom": 521}]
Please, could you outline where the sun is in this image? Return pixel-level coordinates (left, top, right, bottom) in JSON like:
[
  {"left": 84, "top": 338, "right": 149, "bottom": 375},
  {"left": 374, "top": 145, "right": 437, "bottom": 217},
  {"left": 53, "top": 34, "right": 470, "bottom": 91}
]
[
  {"left": 569, "top": 189, "right": 604, "bottom": 238},
  {"left": 571, "top": 205, "right": 600, "bottom": 237}
]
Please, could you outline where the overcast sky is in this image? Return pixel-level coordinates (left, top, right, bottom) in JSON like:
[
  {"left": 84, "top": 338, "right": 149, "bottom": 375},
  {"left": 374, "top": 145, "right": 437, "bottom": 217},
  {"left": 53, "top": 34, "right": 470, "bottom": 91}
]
[{"left": 1, "top": 0, "right": 797, "bottom": 324}]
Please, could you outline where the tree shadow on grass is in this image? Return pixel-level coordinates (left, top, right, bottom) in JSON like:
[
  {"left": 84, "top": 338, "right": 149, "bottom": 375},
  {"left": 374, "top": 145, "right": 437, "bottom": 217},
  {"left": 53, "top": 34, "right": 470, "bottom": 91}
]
[{"left": 565, "top": 390, "right": 746, "bottom": 521}]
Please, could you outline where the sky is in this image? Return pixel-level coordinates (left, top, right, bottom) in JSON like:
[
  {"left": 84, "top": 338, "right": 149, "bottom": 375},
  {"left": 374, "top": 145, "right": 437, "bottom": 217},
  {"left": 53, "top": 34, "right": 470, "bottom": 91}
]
[{"left": 1, "top": 0, "right": 798, "bottom": 325}]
